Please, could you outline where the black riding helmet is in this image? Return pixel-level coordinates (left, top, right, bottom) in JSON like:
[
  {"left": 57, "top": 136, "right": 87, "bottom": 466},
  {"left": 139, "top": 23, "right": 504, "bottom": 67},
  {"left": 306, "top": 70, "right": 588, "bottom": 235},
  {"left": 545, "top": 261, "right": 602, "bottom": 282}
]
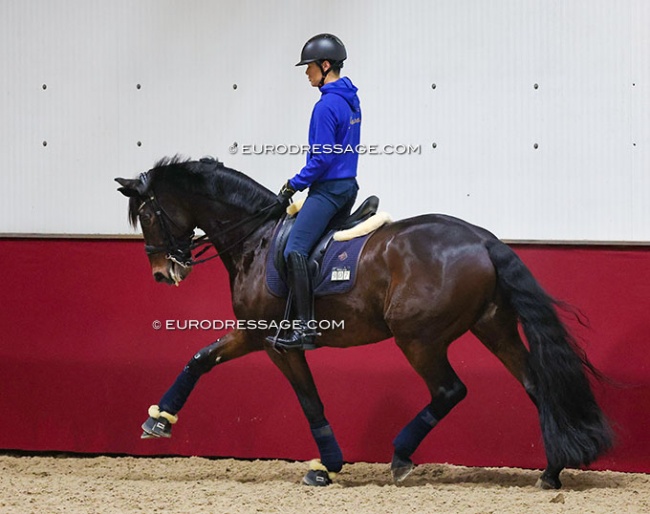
[{"left": 296, "top": 34, "right": 347, "bottom": 87}]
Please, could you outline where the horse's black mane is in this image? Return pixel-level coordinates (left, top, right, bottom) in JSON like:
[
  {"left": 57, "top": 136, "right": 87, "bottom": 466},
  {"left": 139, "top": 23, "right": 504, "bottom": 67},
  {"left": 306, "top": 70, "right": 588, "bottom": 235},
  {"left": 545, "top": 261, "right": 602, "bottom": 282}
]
[{"left": 128, "top": 155, "right": 275, "bottom": 227}]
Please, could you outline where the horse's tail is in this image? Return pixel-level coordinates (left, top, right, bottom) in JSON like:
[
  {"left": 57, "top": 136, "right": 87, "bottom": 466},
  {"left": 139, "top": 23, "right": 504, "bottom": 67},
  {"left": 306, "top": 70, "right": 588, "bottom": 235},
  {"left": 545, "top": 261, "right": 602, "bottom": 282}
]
[{"left": 484, "top": 239, "right": 612, "bottom": 469}]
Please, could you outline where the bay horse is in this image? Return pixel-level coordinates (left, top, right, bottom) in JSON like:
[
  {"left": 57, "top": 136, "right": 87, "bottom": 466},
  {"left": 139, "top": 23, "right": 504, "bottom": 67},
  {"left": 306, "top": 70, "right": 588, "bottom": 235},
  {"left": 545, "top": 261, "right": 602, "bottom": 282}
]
[{"left": 116, "top": 156, "right": 612, "bottom": 489}]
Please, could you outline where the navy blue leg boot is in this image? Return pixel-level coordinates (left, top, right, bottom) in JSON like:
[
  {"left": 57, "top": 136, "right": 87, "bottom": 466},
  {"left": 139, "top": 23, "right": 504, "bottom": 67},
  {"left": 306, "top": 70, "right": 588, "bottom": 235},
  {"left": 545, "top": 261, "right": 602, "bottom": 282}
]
[
  {"left": 302, "top": 423, "right": 343, "bottom": 486},
  {"left": 391, "top": 406, "right": 439, "bottom": 482}
]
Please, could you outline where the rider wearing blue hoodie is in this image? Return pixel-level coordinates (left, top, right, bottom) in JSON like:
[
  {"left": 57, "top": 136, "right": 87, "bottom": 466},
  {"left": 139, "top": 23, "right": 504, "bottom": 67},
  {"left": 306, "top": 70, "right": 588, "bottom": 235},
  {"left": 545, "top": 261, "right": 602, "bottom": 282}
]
[
  {"left": 288, "top": 75, "right": 361, "bottom": 191},
  {"left": 270, "top": 34, "right": 361, "bottom": 351}
]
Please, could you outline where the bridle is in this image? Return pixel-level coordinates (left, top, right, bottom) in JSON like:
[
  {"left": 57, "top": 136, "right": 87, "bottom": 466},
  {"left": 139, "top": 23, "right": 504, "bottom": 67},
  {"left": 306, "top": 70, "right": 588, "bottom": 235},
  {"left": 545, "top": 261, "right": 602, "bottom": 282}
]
[
  {"left": 139, "top": 176, "right": 278, "bottom": 268},
  {"left": 139, "top": 193, "right": 198, "bottom": 267}
]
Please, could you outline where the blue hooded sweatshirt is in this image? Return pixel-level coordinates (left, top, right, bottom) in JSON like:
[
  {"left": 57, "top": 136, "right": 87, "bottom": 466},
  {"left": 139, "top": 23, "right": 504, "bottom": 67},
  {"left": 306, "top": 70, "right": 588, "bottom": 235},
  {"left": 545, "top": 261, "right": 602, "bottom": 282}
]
[{"left": 289, "top": 77, "right": 361, "bottom": 191}]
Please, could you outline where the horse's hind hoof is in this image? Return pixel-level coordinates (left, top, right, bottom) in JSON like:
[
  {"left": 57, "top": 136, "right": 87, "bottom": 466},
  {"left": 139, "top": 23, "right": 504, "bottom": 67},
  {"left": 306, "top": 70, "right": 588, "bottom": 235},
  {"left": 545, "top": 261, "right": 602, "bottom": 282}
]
[
  {"left": 302, "top": 469, "right": 332, "bottom": 486},
  {"left": 140, "top": 416, "right": 172, "bottom": 439},
  {"left": 535, "top": 474, "right": 562, "bottom": 490},
  {"left": 391, "top": 453, "right": 415, "bottom": 483}
]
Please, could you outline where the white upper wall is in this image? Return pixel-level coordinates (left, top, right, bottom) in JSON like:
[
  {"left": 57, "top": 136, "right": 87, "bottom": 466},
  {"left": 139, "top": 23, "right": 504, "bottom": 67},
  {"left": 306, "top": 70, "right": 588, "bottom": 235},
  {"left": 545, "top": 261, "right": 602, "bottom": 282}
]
[{"left": 1, "top": 0, "right": 648, "bottom": 241}]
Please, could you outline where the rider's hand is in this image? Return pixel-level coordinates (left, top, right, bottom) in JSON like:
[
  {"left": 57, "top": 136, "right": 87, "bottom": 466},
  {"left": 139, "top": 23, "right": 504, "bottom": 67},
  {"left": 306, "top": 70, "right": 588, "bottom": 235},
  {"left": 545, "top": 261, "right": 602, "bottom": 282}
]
[
  {"left": 277, "top": 181, "right": 296, "bottom": 205},
  {"left": 269, "top": 180, "right": 296, "bottom": 217}
]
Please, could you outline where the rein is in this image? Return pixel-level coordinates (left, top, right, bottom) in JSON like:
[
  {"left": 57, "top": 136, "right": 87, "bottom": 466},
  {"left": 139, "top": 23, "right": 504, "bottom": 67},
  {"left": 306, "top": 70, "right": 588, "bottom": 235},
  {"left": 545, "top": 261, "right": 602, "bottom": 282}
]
[
  {"left": 141, "top": 189, "right": 277, "bottom": 268},
  {"left": 187, "top": 204, "right": 278, "bottom": 266}
]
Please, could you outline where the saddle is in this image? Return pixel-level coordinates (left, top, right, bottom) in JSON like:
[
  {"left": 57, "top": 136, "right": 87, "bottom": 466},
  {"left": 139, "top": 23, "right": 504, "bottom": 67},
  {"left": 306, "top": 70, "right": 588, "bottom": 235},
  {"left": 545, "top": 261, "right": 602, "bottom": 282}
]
[{"left": 272, "top": 196, "right": 379, "bottom": 281}]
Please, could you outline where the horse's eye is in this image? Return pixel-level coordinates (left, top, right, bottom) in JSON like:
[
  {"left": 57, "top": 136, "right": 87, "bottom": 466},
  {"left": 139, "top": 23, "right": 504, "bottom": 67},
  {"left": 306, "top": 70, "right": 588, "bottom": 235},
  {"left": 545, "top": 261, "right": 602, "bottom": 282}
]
[{"left": 140, "top": 213, "right": 153, "bottom": 227}]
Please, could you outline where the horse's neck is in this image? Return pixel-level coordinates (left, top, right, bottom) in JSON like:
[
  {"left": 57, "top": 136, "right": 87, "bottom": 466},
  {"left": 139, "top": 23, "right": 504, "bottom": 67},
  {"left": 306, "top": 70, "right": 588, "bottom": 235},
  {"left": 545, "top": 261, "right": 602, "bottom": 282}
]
[{"left": 197, "top": 210, "right": 275, "bottom": 281}]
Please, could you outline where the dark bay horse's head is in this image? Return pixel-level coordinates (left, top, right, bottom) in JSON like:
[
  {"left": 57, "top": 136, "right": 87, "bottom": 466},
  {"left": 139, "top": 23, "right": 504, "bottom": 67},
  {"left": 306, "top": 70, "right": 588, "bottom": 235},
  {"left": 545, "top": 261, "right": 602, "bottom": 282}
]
[
  {"left": 116, "top": 156, "right": 278, "bottom": 286},
  {"left": 115, "top": 169, "right": 195, "bottom": 286}
]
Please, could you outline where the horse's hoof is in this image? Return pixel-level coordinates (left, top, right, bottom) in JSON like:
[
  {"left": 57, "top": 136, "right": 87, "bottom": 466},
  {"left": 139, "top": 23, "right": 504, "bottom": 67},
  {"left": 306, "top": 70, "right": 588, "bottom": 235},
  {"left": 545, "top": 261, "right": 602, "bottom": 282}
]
[
  {"left": 535, "top": 474, "right": 562, "bottom": 490},
  {"left": 391, "top": 453, "right": 415, "bottom": 483},
  {"left": 302, "top": 469, "right": 332, "bottom": 486},
  {"left": 140, "top": 416, "right": 172, "bottom": 439}
]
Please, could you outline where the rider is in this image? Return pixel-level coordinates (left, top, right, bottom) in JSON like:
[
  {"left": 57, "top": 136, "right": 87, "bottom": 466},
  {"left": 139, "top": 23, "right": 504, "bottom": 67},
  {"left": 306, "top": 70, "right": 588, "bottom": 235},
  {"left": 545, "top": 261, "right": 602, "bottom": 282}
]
[{"left": 271, "top": 33, "right": 361, "bottom": 350}]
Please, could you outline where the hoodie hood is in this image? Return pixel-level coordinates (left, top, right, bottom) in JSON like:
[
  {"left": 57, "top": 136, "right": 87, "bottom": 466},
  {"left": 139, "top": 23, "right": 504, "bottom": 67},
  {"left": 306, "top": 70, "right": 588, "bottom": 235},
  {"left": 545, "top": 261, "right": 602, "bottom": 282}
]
[{"left": 320, "top": 77, "right": 360, "bottom": 112}]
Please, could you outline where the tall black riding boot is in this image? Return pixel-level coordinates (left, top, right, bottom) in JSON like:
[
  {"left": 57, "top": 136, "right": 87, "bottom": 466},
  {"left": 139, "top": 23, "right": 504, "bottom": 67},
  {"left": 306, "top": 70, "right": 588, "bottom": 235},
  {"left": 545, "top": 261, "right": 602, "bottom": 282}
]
[{"left": 273, "top": 251, "right": 318, "bottom": 350}]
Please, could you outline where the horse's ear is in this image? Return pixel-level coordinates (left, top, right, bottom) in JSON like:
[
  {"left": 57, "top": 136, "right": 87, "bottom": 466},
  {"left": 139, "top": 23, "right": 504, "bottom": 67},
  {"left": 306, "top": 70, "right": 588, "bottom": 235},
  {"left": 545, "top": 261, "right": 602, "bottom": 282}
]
[{"left": 115, "top": 177, "right": 141, "bottom": 197}]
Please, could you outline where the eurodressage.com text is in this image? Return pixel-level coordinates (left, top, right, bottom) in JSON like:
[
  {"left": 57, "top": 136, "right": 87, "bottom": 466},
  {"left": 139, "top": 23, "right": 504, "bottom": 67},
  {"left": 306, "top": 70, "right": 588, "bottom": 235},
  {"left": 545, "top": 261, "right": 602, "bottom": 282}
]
[
  {"left": 152, "top": 319, "right": 345, "bottom": 331},
  {"left": 228, "top": 143, "right": 421, "bottom": 156}
]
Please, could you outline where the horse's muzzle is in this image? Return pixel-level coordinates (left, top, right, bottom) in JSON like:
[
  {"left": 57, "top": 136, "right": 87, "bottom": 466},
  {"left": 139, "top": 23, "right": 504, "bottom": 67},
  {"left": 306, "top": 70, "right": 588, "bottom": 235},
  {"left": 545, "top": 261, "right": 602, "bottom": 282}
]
[
  {"left": 152, "top": 261, "right": 191, "bottom": 286},
  {"left": 154, "top": 271, "right": 174, "bottom": 285}
]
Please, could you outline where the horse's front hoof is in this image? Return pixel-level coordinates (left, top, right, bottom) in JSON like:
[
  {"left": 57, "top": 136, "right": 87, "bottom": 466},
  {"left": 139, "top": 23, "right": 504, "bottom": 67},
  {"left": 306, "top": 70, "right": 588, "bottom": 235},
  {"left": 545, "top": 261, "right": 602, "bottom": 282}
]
[
  {"left": 391, "top": 453, "right": 415, "bottom": 483},
  {"left": 302, "top": 459, "right": 336, "bottom": 486},
  {"left": 140, "top": 416, "right": 172, "bottom": 439},
  {"left": 302, "top": 469, "right": 332, "bottom": 486},
  {"left": 535, "top": 473, "right": 562, "bottom": 490}
]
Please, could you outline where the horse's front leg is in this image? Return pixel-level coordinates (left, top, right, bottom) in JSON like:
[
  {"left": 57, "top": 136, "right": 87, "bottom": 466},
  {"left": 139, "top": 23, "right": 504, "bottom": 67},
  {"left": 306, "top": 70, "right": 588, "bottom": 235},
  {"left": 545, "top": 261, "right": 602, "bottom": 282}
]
[
  {"left": 141, "top": 329, "right": 257, "bottom": 438},
  {"left": 265, "top": 348, "right": 343, "bottom": 486}
]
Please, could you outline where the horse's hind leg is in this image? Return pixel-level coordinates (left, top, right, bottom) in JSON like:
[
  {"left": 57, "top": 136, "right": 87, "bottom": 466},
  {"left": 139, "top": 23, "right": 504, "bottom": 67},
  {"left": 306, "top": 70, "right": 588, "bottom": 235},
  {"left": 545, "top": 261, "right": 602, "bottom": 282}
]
[
  {"left": 470, "top": 304, "right": 532, "bottom": 391},
  {"left": 471, "top": 304, "right": 562, "bottom": 489},
  {"left": 391, "top": 339, "right": 467, "bottom": 482}
]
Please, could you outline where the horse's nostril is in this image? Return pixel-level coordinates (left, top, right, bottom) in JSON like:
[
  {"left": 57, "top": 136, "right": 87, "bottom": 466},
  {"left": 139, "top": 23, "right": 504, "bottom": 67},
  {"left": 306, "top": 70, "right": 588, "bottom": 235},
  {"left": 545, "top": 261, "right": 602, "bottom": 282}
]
[{"left": 154, "top": 272, "right": 166, "bottom": 282}]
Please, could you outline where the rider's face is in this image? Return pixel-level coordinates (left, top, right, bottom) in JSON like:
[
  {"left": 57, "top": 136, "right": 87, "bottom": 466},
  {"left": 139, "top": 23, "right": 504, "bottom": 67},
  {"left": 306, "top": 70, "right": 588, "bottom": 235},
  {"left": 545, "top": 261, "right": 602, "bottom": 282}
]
[{"left": 305, "top": 62, "right": 324, "bottom": 87}]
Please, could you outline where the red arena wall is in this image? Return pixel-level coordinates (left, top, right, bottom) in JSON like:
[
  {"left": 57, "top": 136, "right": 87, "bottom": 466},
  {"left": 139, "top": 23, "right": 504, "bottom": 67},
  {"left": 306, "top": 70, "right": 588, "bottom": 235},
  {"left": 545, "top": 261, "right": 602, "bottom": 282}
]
[{"left": 1, "top": 238, "right": 649, "bottom": 473}]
